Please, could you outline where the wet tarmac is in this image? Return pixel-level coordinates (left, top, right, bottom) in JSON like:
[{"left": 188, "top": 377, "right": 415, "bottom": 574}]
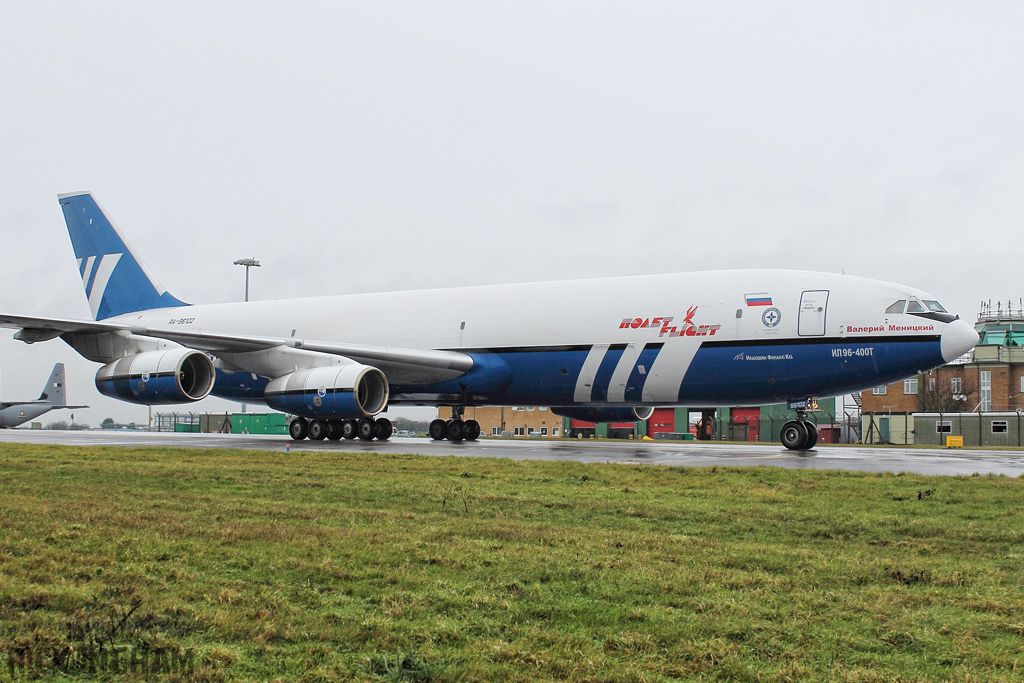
[{"left": 1, "top": 428, "right": 1022, "bottom": 477}]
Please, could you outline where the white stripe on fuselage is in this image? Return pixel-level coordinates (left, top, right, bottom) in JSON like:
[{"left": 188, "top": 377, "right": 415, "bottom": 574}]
[
  {"left": 573, "top": 344, "right": 610, "bottom": 403},
  {"left": 643, "top": 341, "right": 703, "bottom": 403},
  {"left": 605, "top": 343, "right": 638, "bottom": 403}
]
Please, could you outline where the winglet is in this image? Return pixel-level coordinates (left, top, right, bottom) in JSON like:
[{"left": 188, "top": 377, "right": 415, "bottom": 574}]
[{"left": 58, "top": 191, "right": 188, "bottom": 320}]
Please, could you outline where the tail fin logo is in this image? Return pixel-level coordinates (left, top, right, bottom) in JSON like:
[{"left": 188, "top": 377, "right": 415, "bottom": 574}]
[
  {"left": 59, "top": 191, "right": 188, "bottom": 319},
  {"left": 78, "top": 253, "right": 124, "bottom": 319}
]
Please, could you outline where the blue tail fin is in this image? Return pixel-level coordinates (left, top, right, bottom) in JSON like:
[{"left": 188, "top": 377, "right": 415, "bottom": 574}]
[{"left": 58, "top": 191, "right": 188, "bottom": 320}]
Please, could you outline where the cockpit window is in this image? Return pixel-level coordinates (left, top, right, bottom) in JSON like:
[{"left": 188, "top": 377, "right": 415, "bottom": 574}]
[
  {"left": 906, "top": 300, "right": 926, "bottom": 313},
  {"left": 885, "top": 300, "right": 907, "bottom": 314},
  {"left": 923, "top": 300, "right": 947, "bottom": 313}
]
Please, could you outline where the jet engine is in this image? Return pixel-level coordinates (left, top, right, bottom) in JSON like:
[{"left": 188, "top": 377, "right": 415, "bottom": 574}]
[
  {"left": 549, "top": 407, "right": 655, "bottom": 423},
  {"left": 264, "top": 364, "right": 389, "bottom": 419},
  {"left": 96, "top": 349, "right": 215, "bottom": 404}
]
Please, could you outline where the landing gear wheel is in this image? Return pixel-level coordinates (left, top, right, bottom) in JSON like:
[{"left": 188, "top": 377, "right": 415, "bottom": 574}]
[
  {"left": 463, "top": 419, "right": 481, "bottom": 441},
  {"left": 803, "top": 422, "right": 819, "bottom": 449},
  {"left": 326, "top": 420, "right": 343, "bottom": 441},
  {"left": 308, "top": 419, "right": 328, "bottom": 441},
  {"left": 289, "top": 418, "right": 308, "bottom": 441},
  {"left": 429, "top": 419, "right": 447, "bottom": 441},
  {"left": 357, "top": 417, "right": 376, "bottom": 441},
  {"left": 374, "top": 418, "right": 393, "bottom": 441},
  {"left": 342, "top": 419, "right": 358, "bottom": 440},
  {"left": 780, "top": 420, "right": 808, "bottom": 451},
  {"left": 447, "top": 419, "right": 465, "bottom": 442}
]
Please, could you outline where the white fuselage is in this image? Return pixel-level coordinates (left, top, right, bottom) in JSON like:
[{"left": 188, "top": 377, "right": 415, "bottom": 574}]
[{"left": 100, "top": 269, "right": 977, "bottom": 408}]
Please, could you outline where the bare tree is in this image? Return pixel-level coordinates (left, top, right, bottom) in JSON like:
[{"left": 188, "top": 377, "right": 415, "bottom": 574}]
[{"left": 918, "top": 373, "right": 976, "bottom": 413}]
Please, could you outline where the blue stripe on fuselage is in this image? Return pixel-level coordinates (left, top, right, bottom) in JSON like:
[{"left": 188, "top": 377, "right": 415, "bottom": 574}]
[
  {"left": 624, "top": 343, "right": 664, "bottom": 402},
  {"left": 390, "top": 346, "right": 593, "bottom": 405}
]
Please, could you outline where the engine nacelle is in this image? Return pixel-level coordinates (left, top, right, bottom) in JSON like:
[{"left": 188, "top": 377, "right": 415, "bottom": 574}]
[
  {"left": 96, "top": 349, "right": 215, "bottom": 405},
  {"left": 264, "top": 364, "right": 389, "bottom": 419},
  {"left": 549, "top": 406, "right": 655, "bottom": 424}
]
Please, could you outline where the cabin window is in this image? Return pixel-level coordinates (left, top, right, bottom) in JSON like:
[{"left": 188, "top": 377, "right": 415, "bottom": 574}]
[
  {"left": 885, "top": 300, "right": 907, "bottom": 314},
  {"left": 936, "top": 421, "right": 952, "bottom": 433},
  {"left": 906, "top": 299, "right": 926, "bottom": 313},
  {"left": 904, "top": 378, "right": 918, "bottom": 395},
  {"left": 992, "top": 421, "right": 1008, "bottom": 434},
  {"left": 872, "top": 386, "right": 887, "bottom": 395},
  {"left": 923, "top": 300, "right": 948, "bottom": 312}
]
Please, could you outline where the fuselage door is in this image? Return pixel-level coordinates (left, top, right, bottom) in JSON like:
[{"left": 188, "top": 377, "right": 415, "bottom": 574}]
[{"left": 798, "top": 290, "right": 829, "bottom": 336}]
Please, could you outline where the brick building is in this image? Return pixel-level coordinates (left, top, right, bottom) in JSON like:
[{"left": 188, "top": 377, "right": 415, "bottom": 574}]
[
  {"left": 438, "top": 406, "right": 564, "bottom": 437},
  {"left": 440, "top": 401, "right": 839, "bottom": 442}
]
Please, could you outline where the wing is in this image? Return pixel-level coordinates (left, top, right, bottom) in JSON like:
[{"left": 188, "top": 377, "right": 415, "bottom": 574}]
[
  {"left": 0, "top": 313, "right": 124, "bottom": 342},
  {"left": 0, "top": 313, "right": 474, "bottom": 385}
]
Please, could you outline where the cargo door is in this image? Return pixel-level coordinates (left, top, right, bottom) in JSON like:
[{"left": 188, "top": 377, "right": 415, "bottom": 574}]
[{"left": 798, "top": 290, "right": 829, "bottom": 336}]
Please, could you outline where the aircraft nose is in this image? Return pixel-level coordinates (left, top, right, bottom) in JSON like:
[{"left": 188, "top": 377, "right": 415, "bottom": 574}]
[{"left": 940, "top": 318, "right": 980, "bottom": 363}]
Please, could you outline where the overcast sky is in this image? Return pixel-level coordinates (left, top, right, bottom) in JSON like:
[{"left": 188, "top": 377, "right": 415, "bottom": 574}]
[{"left": 1, "top": 2, "right": 1022, "bottom": 426}]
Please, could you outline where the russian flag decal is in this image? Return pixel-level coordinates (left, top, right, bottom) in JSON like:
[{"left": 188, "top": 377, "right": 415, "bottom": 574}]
[{"left": 745, "top": 293, "right": 773, "bottom": 307}]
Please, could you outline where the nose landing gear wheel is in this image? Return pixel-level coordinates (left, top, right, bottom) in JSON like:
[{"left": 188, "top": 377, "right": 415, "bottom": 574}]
[
  {"left": 803, "top": 422, "right": 819, "bottom": 449},
  {"left": 780, "top": 420, "right": 808, "bottom": 450}
]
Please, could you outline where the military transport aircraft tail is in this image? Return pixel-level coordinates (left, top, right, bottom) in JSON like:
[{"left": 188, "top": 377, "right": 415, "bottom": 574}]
[{"left": 0, "top": 363, "right": 88, "bottom": 428}]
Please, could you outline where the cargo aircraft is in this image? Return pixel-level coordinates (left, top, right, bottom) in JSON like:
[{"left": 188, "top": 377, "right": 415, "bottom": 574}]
[
  {"left": 0, "top": 192, "right": 978, "bottom": 450},
  {"left": 0, "top": 363, "right": 87, "bottom": 428}
]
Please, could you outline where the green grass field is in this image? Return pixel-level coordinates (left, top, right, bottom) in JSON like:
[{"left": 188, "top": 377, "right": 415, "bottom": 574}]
[{"left": 1, "top": 444, "right": 1022, "bottom": 682}]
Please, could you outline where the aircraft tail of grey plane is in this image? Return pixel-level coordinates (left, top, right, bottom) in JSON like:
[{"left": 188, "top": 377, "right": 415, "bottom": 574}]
[{"left": 0, "top": 363, "right": 88, "bottom": 428}]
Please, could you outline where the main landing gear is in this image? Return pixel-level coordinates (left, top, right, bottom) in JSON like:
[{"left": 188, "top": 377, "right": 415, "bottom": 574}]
[
  {"left": 780, "top": 410, "right": 818, "bottom": 451},
  {"left": 289, "top": 417, "right": 393, "bottom": 442},
  {"left": 429, "top": 407, "right": 480, "bottom": 443}
]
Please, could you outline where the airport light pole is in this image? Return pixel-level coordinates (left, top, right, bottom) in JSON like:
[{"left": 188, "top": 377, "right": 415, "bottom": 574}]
[
  {"left": 233, "top": 258, "right": 260, "bottom": 415},
  {"left": 233, "top": 257, "right": 261, "bottom": 302}
]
